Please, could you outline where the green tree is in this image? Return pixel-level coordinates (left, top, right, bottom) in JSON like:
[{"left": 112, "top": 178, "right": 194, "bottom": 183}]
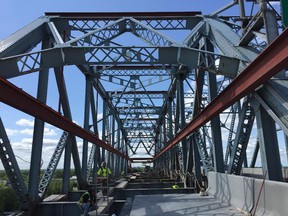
[
  {"left": 0, "top": 184, "right": 19, "bottom": 214},
  {"left": 45, "top": 180, "right": 62, "bottom": 197},
  {"left": 54, "top": 169, "right": 63, "bottom": 179}
]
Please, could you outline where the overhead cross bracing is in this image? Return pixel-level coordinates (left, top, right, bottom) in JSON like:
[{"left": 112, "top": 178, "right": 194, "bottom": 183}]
[{"left": 0, "top": 1, "right": 288, "bottom": 214}]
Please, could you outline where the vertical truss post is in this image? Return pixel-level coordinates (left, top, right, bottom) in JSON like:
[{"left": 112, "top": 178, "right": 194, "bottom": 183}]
[
  {"left": 163, "top": 118, "right": 167, "bottom": 152},
  {"left": 285, "top": 135, "right": 288, "bottom": 164},
  {"left": 250, "top": 139, "right": 259, "bottom": 168},
  {"left": 106, "top": 115, "right": 111, "bottom": 168},
  {"left": 60, "top": 90, "right": 73, "bottom": 192},
  {"left": 115, "top": 128, "right": 121, "bottom": 175},
  {"left": 90, "top": 89, "right": 100, "bottom": 183},
  {"left": 166, "top": 98, "right": 173, "bottom": 174},
  {"left": 163, "top": 126, "right": 167, "bottom": 171},
  {"left": 59, "top": 35, "right": 73, "bottom": 194},
  {"left": 54, "top": 67, "right": 84, "bottom": 188},
  {"left": 155, "top": 126, "right": 161, "bottom": 170},
  {"left": 120, "top": 139, "right": 125, "bottom": 172},
  {"left": 174, "top": 77, "right": 183, "bottom": 172},
  {"left": 206, "top": 40, "right": 224, "bottom": 173},
  {"left": 208, "top": 73, "right": 224, "bottom": 173},
  {"left": 192, "top": 133, "right": 202, "bottom": 190},
  {"left": 179, "top": 73, "right": 188, "bottom": 172},
  {"left": 192, "top": 69, "right": 214, "bottom": 174},
  {"left": 254, "top": 103, "right": 283, "bottom": 181},
  {"left": 167, "top": 98, "right": 173, "bottom": 141},
  {"left": 87, "top": 85, "right": 100, "bottom": 183},
  {"left": 186, "top": 136, "right": 194, "bottom": 186},
  {"left": 111, "top": 115, "right": 116, "bottom": 174},
  {"left": 124, "top": 139, "right": 129, "bottom": 171},
  {"left": 175, "top": 150, "right": 180, "bottom": 171},
  {"left": 61, "top": 72, "right": 77, "bottom": 192},
  {"left": 102, "top": 99, "right": 108, "bottom": 161},
  {"left": 82, "top": 74, "right": 92, "bottom": 179},
  {"left": 28, "top": 40, "right": 50, "bottom": 200}
]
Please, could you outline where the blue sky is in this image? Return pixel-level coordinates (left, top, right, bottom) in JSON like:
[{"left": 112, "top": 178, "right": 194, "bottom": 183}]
[
  {"left": 0, "top": 0, "right": 235, "bottom": 39},
  {"left": 0, "top": 0, "right": 285, "bottom": 170}
]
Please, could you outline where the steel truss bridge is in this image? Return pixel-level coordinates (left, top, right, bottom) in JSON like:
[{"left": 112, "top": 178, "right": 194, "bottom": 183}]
[{"left": 0, "top": 0, "right": 288, "bottom": 214}]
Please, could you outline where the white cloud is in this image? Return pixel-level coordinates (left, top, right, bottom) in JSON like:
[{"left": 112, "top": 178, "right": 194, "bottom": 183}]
[
  {"left": 97, "top": 113, "right": 103, "bottom": 120},
  {"left": 5, "top": 138, "right": 66, "bottom": 170},
  {"left": 43, "top": 138, "right": 59, "bottom": 146},
  {"left": 11, "top": 141, "right": 32, "bottom": 151},
  {"left": 18, "top": 127, "right": 57, "bottom": 136},
  {"left": 21, "top": 138, "right": 33, "bottom": 144},
  {"left": 20, "top": 128, "right": 33, "bottom": 135},
  {"left": 6, "top": 128, "right": 18, "bottom": 136},
  {"left": 16, "top": 118, "right": 34, "bottom": 127},
  {"left": 15, "top": 138, "right": 60, "bottom": 147},
  {"left": 44, "top": 128, "right": 57, "bottom": 136}
]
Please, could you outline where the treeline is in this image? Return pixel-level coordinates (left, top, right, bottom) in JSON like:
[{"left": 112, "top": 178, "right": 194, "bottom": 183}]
[
  {"left": 0, "top": 169, "right": 76, "bottom": 215},
  {"left": 0, "top": 184, "right": 19, "bottom": 215}
]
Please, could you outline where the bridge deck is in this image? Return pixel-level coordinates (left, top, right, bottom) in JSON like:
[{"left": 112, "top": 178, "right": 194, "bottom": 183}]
[{"left": 130, "top": 193, "right": 245, "bottom": 216}]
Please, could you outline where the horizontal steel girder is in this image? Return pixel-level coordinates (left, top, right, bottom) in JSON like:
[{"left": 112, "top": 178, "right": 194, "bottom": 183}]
[
  {"left": 130, "top": 157, "right": 153, "bottom": 162},
  {"left": 110, "top": 90, "right": 167, "bottom": 95},
  {"left": 97, "top": 66, "right": 172, "bottom": 76},
  {"left": 45, "top": 11, "right": 201, "bottom": 20},
  {"left": 0, "top": 78, "right": 129, "bottom": 160},
  {"left": 154, "top": 28, "right": 288, "bottom": 160},
  {"left": 45, "top": 11, "right": 201, "bottom": 17},
  {"left": 0, "top": 46, "right": 239, "bottom": 79}
]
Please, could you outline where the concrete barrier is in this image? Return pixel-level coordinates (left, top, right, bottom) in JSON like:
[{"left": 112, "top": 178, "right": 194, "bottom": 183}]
[
  {"left": 208, "top": 172, "right": 288, "bottom": 216},
  {"left": 208, "top": 172, "right": 253, "bottom": 214},
  {"left": 253, "top": 178, "right": 288, "bottom": 216}
]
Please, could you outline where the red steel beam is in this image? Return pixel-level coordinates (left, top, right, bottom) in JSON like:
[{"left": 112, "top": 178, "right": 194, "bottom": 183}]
[
  {"left": 154, "top": 28, "right": 288, "bottom": 160},
  {"left": 0, "top": 78, "right": 130, "bottom": 161}
]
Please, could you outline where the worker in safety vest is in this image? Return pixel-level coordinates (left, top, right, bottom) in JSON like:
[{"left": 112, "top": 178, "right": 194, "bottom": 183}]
[
  {"left": 78, "top": 189, "right": 96, "bottom": 216},
  {"left": 172, "top": 182, "right": 179, "bottom": 189},
  {"left": 97, "top": 161, "right": 112, "bottom": 200}
]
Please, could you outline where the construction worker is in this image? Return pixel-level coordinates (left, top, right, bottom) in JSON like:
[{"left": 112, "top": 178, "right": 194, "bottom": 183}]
[
  {"left": 172, "top": 182, "right": 179, "bottom": 189},
  {"left": 78, "top": 189, "right": 96, "bottom": 216},
  {"left": 97, "top": 161, "right": 112, "bottom": 200}
]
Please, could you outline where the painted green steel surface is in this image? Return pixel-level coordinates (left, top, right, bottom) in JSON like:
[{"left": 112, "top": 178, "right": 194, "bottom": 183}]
[{"left": 282, "top": 0, "right": 288, "bottom": 27}]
